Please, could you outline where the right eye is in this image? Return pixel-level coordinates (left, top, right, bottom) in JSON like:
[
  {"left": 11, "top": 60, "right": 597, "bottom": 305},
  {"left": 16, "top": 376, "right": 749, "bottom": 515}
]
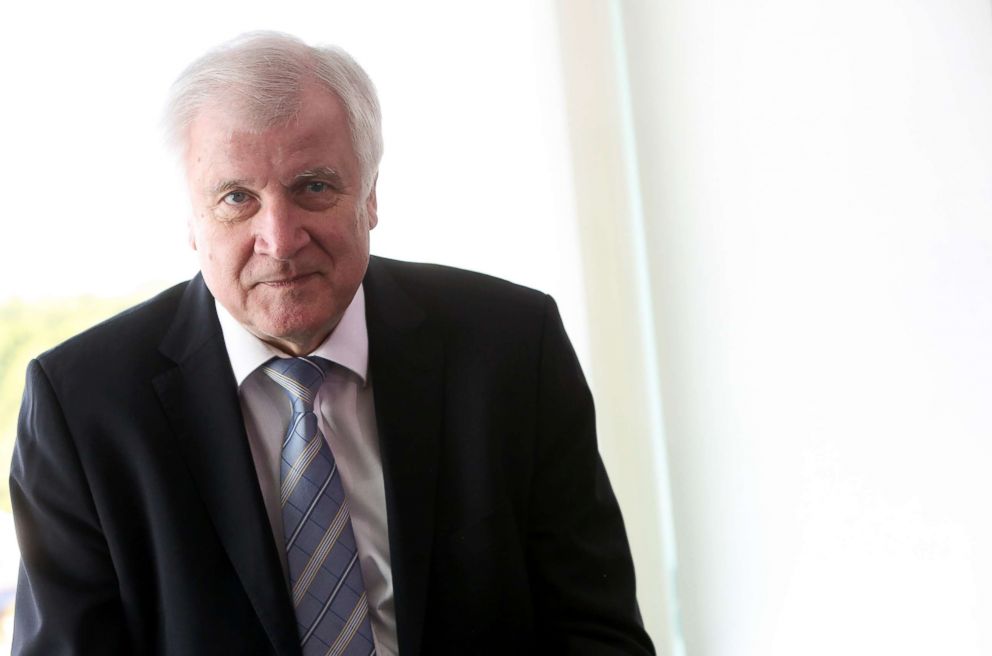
[{"left": 222, "top": 191, "right": 250, "bottom": 205}]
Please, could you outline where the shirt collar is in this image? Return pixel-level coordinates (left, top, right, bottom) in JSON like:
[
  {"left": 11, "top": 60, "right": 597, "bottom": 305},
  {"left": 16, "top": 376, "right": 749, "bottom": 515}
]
[{"left": 215, "top": 284, "right": 369, "bottom": 387}]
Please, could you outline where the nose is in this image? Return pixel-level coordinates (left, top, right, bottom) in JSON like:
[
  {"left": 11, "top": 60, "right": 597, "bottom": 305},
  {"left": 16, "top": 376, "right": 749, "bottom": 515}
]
[{"left": 253, "top": 196, "right": 310, "bottom": 260}]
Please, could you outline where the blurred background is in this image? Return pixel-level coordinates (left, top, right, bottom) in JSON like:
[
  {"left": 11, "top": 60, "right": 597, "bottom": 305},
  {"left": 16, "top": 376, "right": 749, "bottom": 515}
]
[{"left": 2, "top": 1, "right": 991, "bottom": 654}]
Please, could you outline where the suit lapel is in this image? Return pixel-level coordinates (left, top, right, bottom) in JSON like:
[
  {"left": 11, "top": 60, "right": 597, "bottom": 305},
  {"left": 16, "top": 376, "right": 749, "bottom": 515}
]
[
  {"left": 364, "top": 258, "right": 444, "bottom": 656},
  {"left": 152, "top": 275, "right": 301, "bottom": 656}
]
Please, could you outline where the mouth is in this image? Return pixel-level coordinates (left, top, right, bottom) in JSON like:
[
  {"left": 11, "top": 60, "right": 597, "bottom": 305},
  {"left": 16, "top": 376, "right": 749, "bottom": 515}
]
[{"left": 258, "top": 272, "right": 318, "bottom": 288}]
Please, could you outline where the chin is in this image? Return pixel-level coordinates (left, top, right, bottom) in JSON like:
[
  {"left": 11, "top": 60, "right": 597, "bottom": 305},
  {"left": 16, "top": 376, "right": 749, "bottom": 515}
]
[{"left": 258, "top": 315, "right": 336, "bottom": 352}]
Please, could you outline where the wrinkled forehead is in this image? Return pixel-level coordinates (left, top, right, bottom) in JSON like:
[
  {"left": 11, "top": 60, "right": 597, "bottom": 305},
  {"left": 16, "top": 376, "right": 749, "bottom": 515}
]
[
  {"left": 182, "top": 86, "right": 357, "bottom": 188},
  {"left": 185, "top": 95, "right": 300, "bottom": 151},
  {"left": 184, "top": 83, "right": 349, "bottom": 151}
]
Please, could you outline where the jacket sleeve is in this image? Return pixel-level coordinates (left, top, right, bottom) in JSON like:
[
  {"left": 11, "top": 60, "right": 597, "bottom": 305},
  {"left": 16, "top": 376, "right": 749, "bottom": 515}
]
[
  {"left": 9, "top": 358, "right": 129, "bottom": 655},
  {"left": 526, "top": 295, "right": 657, "bottom": 655}
]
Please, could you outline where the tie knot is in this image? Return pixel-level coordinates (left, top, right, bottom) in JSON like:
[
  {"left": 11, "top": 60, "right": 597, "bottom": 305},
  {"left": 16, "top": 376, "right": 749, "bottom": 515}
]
[{"left": 262, "top": 356, "right": 331, "bottom": 412}]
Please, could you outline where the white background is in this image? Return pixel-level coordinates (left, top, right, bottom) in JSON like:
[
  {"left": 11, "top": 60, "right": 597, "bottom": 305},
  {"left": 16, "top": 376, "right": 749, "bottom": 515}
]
[{"left": 4, "top": 1, "right": 992, "bottom": 654}]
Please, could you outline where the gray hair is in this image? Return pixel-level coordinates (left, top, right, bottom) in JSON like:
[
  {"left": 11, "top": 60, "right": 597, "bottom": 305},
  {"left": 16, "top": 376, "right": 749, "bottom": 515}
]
[{"left": 165, "top": 31, "right": 382, "bottom": 195}]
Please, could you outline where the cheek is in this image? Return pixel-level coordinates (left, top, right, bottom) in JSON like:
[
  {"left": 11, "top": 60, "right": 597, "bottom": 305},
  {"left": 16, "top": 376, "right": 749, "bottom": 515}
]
[{"left": 197, "top": 226, "right": 255, "bottom": 275}]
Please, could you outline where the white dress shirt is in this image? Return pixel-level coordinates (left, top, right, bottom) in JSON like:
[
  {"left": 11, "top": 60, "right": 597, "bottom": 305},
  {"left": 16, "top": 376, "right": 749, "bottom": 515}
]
[{"left": 215, "top": 285, "right": 397, "bottom": 656}]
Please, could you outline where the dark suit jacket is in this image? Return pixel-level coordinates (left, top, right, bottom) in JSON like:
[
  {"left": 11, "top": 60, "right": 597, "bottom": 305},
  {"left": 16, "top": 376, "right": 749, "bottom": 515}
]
[{"left": 10, "top": 256, "right": 655, "bottom": 655}]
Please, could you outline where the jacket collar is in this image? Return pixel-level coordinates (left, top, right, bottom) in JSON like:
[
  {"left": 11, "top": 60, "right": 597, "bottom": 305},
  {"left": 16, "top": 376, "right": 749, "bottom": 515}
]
[
  {"left": 364, "top": 257, "right": 444, "bottom": 656},
  {"left": 153, "top": 274, "right": 302, "bottom": 656}
]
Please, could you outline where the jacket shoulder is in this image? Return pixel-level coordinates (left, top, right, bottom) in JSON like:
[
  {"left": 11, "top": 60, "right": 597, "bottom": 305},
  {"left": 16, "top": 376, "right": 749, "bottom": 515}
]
[
  {"left": 34, "top": 280, "right": 191, "bottom": 384},
  {"left": 368, "top": 256, "right": 550, "bottom": 327}
]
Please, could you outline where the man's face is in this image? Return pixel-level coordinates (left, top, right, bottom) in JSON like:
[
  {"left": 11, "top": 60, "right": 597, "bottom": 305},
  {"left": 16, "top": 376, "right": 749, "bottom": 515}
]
[{"left": 185, "top": 85, "right": 377, "bottom": 355}]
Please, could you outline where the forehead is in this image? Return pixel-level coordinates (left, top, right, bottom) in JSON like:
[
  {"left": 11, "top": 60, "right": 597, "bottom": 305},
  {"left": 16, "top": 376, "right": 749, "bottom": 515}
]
[{"left": 184, "top": 86, "right": 355, "bottom": 182}]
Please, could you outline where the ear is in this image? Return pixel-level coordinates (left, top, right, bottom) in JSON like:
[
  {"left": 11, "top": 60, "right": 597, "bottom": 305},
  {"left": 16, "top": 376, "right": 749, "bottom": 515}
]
[{"left": 365, "top": 174, "right": 379, "bottom": 230}]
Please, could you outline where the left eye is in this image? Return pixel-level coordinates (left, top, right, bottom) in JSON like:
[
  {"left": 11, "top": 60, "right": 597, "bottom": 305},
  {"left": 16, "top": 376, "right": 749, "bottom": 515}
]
[
  {"left": 222, "top": 191, "right": 249, "bottom": 205},
  {"left": 305, "top": 181, "right": 328, "bottom": 193}
]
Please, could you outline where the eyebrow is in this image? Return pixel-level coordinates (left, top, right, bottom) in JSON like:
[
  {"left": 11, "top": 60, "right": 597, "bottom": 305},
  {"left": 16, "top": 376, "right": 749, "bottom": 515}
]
[
  {"left": 293, "top": 167, "right": 345, "bottom": 188},
  {"left": 207, "top": 179, "right": 251, "bottom": 197},
  {"left": 205, "top": 167, "right": 345, "bottom": 197}
]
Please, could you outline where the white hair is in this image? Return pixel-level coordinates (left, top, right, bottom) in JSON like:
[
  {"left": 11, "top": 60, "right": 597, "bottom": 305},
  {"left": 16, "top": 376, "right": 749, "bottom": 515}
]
[{"left": 165, "top": 31, "right": 382, "bottom": 194}]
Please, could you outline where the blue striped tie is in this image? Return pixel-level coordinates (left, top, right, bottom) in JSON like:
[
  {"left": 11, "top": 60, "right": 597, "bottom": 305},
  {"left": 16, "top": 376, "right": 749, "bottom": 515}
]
[{"left": 262, "top": 356, "right": 376, "bottom": 656}]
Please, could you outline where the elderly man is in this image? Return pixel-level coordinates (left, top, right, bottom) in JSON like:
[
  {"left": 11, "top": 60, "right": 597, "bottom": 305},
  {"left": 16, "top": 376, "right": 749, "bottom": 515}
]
[{"left": 10, "top": 33, "right": 654, "bottom": 656}]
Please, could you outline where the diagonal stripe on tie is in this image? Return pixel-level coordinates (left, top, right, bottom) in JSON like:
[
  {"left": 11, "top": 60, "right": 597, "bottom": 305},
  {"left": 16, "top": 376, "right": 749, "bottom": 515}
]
[
  {"left": 280, "top": 430, "right": 324, "bottom": 507},
  {"left": 263, "top": 366, "right": 316, "bottom": 404},
  {"left": 302, "top": 550, "right": 361, "bottom": 645},
  {"left": 286, "top": 463, "right": 337, "bottom": 550},
  {"left": 262, "top": 356, "right": 376, "bottom": 656},
  {"left": 292, "top": 498, "right": 351, "bottom": 607},
  {"left": 325, "top": 591, "right": 369, "bottom": 656}
]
